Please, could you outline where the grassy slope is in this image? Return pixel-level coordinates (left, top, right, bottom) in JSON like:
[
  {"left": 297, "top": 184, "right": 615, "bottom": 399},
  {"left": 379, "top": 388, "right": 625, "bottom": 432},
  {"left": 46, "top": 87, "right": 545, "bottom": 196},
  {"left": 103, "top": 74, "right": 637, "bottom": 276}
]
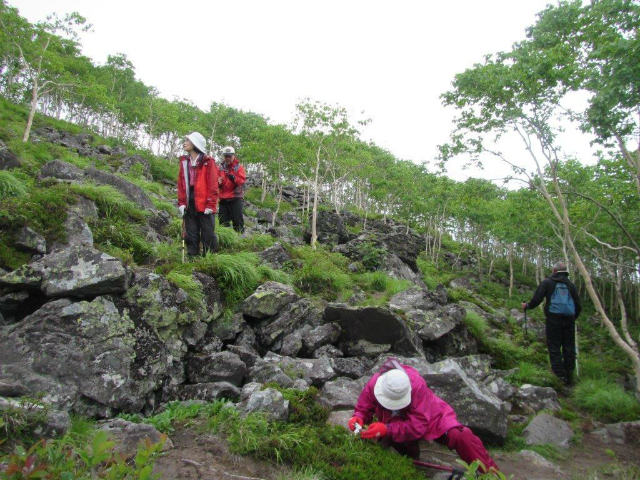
[{"left": 1, "top": 98, "right": 639, "bottom": 478}]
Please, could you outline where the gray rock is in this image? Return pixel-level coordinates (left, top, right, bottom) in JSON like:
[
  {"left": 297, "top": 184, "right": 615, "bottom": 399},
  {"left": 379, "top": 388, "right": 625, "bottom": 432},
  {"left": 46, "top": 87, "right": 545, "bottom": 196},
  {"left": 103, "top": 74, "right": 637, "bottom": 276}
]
[
  {"left": 516, "top": 450, "right": 563, "bottom": 476},
  {"left": 261, "top": 353, "right": 336, "bottom": 387},
  {"left": 514, "top": 384, "right": 561, "bottom": 414},
  {"left": 241, "top": 281, "right": 299, "bottom": 319},
  {"left": 318, "top": 377, "right": 366, "bottom": 409},
  {"left": 389, "top": 287, "right": 439, "bottom": 312},
  {"left": 486, "top": 377, "right": 517, "bottom": 401},
  {"left": 255, "top": 298, "right": 322, "bottom": 350},
  {"left": 50, "top": 213, "right": 93, "bottom": 251},
  {"left": 0, "top": 297, "right": 171, "bottom": 415},
  {"left": 592, "top": 421, "right": 640, "bottom": 446},
  {"left": 344, "top": 339, "right": 391, "bottom": 357},
  {"left": 280, "top": 328, "right": 306, "bottom": 357},
  {"left": 330, "top": 357, "right": 369, "bottom": 379},
  {"left": 326, "top": 410, "right": 352, "bottom": 430},
  {"left": 208, "top": 312, "right": 247, "bottom": 342},
  {"left": 186, "top": 351, "right": 246, "bottom": 386},
  {"left": 240, "top": 382, "right": 263, "bottom": 402},
  {"left": 0, "top": 380, "right": 29, "bottom": 397},
  {"left": 258, "top": 243, "right": 291, "bottom": 269},
  {"left": 325, "top": 303, "right": 423, "bottom": 357},
  {"left": 116, "top": 155, "right": 152, "bottom": 180},
  {"left": 0, "top": 140, "right": 20, "bottom": 169},
  {"left": 313, "top": 344, "right": 344, "bottom": 359},
  {"left": 99, "top": 418, "right": 172, "bottom": 459},
  {"left": 241, "top": 388, "right": 289, "bottom": 421},
  {"left": 225, "top": 344, "right": 259, "bottom": 368},
  {"left": 39, "top": 246, "right": 126, "bottom": 297},
  {"left": 411, "top": 304, "right": 465, "bottom": 341},
  {"left": 523, "top": 413, "right": 573, "bottom": 448},
  {"left": 304, "top": 323, "right": 341, "bottom": 352},
  {"left": 168, "top": 382, "right": 241, "bottom": 402},
  {"left": 15, "top": 226, "right": 46, "bottom": 254},
  {"left": 39, "top": 160, "right": 84, "bottom": 181},
  {"left": 247, "top": 360, "right": 295, "bottom": 388},
  {"left": 85, "top": 167, "right": 155, "bottom": 210}
]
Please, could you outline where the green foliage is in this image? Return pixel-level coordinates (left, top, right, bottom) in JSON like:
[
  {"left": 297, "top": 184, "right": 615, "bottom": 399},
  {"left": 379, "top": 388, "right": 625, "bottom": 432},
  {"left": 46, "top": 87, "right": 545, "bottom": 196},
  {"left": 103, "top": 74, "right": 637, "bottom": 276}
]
[
  {"left": 0, "top": 171, "right": 27, "bottom": 198},
  {"left": 288, "top": 246, "right": 352, "bottom": 300},
  {"left": 244, "top": 187, "right": 294, "bottom": 214},
  {"left": 572, "top": 379, "right": 640, "bottom": 422},
  {"left": 166, "top": 270, "right": 204, "bottom": 307},
  {"left": 463, "top": 310, "right": 489, "bottom": 339},
  {"left": 194, "top": 252, "right": 261, "bottom": 305},
  {"left": 277, "top": 387, "right": 330, "bottom": 426},
  {"left": 416, "top": 253, "right": 455, "bottom": 290},
  {"left": 448, "top": 287, "right": 474, "bottom": 303},
  {"left": 148, "top": 156, "right": 178, "bottom": 184},
  {"left": 0, "top": 397, "right": 49, "bottom": 449},
  {"left": 90, "top": 218, "right": 153, "bottom": 264},
  {"left": 69, "top": 184, "right": 147, "bottom": 222},
  {"left": 257, "top": 264, "right": 292, "bottom": 285},
  {"left": 356, "top": 242, "right": 386, "bottom": 271},
  {"left": 0, "top": 421, "right": 163, "bottom": 479},
  {"left": 120, "top": 400, "right": 226, "bottom": 434},
  {"left": 507, "top": 361, "right": 556, "bottom": 387},
  {"left": 216, "top": 225, "right": 241, "bottom": 250},
  {"left": 239, "top": 233, "right": 276, "bottom": 251}
]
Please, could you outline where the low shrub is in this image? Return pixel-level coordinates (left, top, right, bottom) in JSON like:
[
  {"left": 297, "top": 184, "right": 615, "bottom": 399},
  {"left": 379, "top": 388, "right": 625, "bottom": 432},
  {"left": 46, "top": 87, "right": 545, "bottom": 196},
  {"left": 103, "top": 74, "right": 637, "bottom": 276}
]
[{"left": 572, "top": 379, "right": 640, "bottom": 422}]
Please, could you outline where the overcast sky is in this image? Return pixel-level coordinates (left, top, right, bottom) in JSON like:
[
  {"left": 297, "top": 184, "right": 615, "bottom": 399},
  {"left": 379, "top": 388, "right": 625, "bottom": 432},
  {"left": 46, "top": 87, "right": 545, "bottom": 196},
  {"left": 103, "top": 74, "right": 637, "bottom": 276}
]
[{"left": 16, "top": 0, "right": 593, "bottom": 183}]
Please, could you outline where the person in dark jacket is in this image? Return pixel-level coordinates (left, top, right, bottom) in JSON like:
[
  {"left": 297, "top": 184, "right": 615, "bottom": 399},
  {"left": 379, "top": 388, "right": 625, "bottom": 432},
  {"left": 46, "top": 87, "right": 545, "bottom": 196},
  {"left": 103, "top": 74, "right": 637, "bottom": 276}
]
[
  {"left": 177, "top": 132, "right": 219, "bottom": 256},
  {"left": 522, "top": 261, "right": 581, "bottom": 386},
  {"left": 218, "top": 146, "right": 246, "bottom": 233}
]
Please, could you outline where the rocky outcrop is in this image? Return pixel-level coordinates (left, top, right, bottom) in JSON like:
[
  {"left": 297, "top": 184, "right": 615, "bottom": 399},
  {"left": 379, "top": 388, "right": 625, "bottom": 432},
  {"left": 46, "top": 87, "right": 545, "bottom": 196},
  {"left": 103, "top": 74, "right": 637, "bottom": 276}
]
[
  {"left": 324, "top": 304, "right": 423, "bottom": 357},
  {"left": 0, "top": 245, "right": 126, "bottom": 298},
  {"left": 241, "top": 281, "right": 299, "bottom": 319}
]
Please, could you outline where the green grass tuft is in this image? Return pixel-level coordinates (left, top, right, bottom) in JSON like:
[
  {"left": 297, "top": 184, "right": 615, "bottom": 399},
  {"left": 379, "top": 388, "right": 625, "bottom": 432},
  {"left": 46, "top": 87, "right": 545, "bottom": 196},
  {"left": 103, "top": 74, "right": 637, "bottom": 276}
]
[
  {"left": 572, "top": 379, "right": 640, "bottom": 422},
  {"left": 0, "top": 170, "right": 28, "bottom": 198},
  {"left": 194, "top": 252, "right": 261, "bottom": 305}
]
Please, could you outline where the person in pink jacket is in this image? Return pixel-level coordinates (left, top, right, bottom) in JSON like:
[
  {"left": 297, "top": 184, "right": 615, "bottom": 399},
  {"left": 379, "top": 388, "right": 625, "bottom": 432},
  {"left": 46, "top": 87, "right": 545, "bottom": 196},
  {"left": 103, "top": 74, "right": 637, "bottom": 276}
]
[{"left": 349, "top": 358, "right": 499, "bottom": 473}]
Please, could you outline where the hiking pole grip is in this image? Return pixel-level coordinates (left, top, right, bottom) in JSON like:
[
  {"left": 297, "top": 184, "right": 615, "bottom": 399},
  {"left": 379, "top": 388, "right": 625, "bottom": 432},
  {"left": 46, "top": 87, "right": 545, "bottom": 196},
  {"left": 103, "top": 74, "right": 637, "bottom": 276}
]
[{"left": 522, "top": 300, "right": 528, "bottom": 338}]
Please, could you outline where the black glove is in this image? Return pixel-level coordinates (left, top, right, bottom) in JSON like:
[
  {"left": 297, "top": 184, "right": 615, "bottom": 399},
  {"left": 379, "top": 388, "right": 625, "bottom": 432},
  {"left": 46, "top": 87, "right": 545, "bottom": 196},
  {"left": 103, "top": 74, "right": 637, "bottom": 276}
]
[{"left": 228, "top": 174, "right": 236, "bottom": 182}]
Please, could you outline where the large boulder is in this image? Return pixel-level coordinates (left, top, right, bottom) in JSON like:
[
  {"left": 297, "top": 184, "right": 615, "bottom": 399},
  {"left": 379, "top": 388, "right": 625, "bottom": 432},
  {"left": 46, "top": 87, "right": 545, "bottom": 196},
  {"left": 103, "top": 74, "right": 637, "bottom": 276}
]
[
  {"left": 240, "top": 388, "right": 289, "bottom": 421},
  {"left": 389, "top": 287, "right": 444, "bottom": 312},
  {"left": 410, "top": 304, "right": 465, "bottom": 342},
  {"left": 39, "top": 159, "right": 84, "bottom": 182},
  {"left": 318, "top": 377, "right": 367, "bottom": 409},
  {"left": 85, "top": 167, "right": 155, "bottom": 210},
  {"left": 116, "top": 155, "right": 152, "bottom": 181},
  {"left": 241, "top": 281, "right": 299, "bottom": 319},
  {"left": 261, "top": 353, "right": 336, "bottom": 387},
  {"left": 513, "top": 384, "right": 560, "bottom": 414},
  {"left": 254, "top": 298, "right": 320, "bottom": 350},
  {"left": 0, "top": 297, "right": 176, "bottom": 416},
  {"left": 523, "top": 413, "right": 573, "bottom": 448},
  {"left": 381, "top": 356, "right": 509, "bottom": 444},
  {"left": 0, "top": 140, "right": 20, "bottom": 169},
  {"left": 592, "top": 420, "right": 640, "bottom": 446},
  {"left": 15, "top": 226, "right": 46, "bottom": 254},
  {"left": 324, "top": 304, "right": 423, "bottom": 357},
  {"left": 0, "top": 246, "right": 126, "bottom": 298},
  {"left": 186, "top": 351, "right": 247, "bottom": 386}
]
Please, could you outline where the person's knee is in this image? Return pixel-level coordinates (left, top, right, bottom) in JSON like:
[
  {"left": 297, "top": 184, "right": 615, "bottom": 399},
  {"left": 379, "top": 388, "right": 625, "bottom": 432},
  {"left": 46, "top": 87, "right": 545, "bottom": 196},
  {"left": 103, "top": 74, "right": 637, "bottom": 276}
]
[{"left": 445, "top": 426, "right": 473, "bottom": 449}]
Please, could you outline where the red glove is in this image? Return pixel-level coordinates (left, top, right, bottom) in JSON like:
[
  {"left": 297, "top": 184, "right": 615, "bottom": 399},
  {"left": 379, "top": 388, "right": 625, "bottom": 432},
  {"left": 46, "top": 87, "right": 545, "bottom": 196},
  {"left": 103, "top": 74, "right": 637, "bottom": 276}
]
[
  {"left": 348, "top": 416, "right": 363, "bottom": 432},
  {"left": 360, "top": 422, "right": 387, "bottom": 439}
]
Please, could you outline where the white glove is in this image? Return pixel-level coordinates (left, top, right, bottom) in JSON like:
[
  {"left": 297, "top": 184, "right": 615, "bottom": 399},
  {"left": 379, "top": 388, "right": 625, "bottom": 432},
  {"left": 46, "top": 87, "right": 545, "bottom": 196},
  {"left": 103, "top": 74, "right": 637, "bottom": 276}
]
[
  {"left": 204, "top": 208, "right": 213, "bottom": 215},
  {"left": 178, "top": 205, "right": 186, "bottom": 217}
]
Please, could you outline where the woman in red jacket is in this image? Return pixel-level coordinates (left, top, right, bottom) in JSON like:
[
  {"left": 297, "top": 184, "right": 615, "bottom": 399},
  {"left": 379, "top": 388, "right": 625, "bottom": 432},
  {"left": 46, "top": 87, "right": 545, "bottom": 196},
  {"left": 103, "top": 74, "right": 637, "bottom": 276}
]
[
  {"left": 177, "top": 132, "right": 219, "bottom": 256},
  {"left": 218, "top": 146, "right": 246, "bottom": 233}
]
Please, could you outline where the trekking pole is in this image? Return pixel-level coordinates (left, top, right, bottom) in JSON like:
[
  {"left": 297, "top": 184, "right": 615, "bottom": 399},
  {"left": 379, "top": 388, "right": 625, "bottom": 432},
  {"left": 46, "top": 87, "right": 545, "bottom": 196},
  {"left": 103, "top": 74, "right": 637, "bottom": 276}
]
[
  {"left": 413, "top": 460, "right": 465, "bottom": 480},
  {"left": 181, "top": 217, "right": 186, "bottom": 263},
  {"left": 575, "top": 322, "right": 579, "bottom": 378},
  {"left": 523, "top": 304, "right": 528, "bottom": 339}
]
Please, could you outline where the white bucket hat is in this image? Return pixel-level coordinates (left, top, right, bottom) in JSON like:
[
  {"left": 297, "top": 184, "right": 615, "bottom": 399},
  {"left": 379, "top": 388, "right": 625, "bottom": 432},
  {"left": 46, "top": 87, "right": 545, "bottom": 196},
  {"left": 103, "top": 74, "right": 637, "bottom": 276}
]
[
  {"left": 186, "top": 132, "right": 206, "bottom": 154},
  {"left": 222, "top": 146, "right": 235, "bottom": 155},
  {"left": 374, "top": 368, "right": 412, "bottom": 410}
]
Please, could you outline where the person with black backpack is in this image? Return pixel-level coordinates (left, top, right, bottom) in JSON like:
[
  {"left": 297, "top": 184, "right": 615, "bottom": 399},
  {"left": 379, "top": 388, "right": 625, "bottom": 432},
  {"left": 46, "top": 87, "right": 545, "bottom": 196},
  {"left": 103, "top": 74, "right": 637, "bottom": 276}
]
[{"left": 522, "top": 261, "right": 582, "bottom": 386}]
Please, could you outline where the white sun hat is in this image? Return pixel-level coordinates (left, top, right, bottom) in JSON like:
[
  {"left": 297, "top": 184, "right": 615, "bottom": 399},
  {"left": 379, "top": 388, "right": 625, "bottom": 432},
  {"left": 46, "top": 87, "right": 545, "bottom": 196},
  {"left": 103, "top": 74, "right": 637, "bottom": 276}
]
[
  {"left": 374, "top": 368, "right": 412, "bottom": 410},
  {"left": 222, "top": 146, "right": 235, "bottom": 155},
  {"left": 186, "top": 132, "right": 207, "bottom": 154}
]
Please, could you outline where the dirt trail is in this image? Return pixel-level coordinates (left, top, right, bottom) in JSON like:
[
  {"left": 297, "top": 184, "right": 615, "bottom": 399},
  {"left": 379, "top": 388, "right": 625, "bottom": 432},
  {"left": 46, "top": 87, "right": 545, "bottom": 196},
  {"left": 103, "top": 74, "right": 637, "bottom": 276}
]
[{"left": 152, "top": 422, "right": 640, "bottom": 480}]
